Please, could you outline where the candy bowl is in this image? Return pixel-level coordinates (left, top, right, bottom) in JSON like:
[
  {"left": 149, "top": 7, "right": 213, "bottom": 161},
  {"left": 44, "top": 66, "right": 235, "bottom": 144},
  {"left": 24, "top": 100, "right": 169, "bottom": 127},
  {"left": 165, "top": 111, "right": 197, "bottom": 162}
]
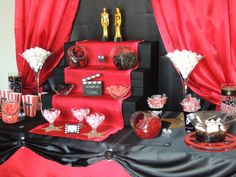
[
  {"left": 106, "top": 85, "right": 130, "bottom": 99},
  {"left": 42, "top": 108, "right": 62, "bottom": 132},
  {"left": 130, "top": 111, "right": 162, "bottom": 139},
  {"left": 85, "top": 113, "right": 105, "bottom": 138},
  {"left": 191, "top": 111, "right": 236, "bottom": 143},
  {"left": 66, "top": 45, "right": 87, "bottom": 68},
  {"left": 147, "top": 94, "right": 168, "bottom": 117},
  {"left": 48, "top": 77, "right": 74, "bottom": 96},
  {"left": 71, "top": 107, "right": 90, "bottom": 127},
  {"left": 110, "top": 46, "right": 137, "bottom": 70},
  {"left": 52, "top": 83, "right": 74, "bottom": 95},
  {"left": 1, "top": 100, "right": 20, "bottom": 124}
]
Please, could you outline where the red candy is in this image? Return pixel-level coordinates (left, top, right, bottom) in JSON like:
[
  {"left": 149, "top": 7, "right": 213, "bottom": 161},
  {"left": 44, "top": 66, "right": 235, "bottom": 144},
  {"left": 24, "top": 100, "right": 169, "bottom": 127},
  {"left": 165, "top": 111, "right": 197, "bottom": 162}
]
[
  {"left": 134, "top": 116, "right": 161, "bottom": 139},
  {"left": 2, "top": 101, "right": 20, "bottom": 124}
]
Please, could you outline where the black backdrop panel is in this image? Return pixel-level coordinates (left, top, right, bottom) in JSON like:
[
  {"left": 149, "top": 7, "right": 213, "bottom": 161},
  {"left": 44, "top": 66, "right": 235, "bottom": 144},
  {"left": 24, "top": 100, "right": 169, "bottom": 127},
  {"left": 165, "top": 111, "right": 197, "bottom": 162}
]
[{"left": 70, "top": 0, "right": 167, "bottom": 55}]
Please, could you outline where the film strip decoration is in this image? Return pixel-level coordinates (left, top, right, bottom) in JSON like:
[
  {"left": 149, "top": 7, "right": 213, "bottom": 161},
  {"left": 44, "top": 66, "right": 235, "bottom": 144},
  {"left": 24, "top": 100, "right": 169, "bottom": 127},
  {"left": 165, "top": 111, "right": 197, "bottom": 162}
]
[
  {"left": 82, "top": 73, "right": 103, "bottom": 96},
  {"left": 65, "top": 124, "right": 80, "bottom": 134}
]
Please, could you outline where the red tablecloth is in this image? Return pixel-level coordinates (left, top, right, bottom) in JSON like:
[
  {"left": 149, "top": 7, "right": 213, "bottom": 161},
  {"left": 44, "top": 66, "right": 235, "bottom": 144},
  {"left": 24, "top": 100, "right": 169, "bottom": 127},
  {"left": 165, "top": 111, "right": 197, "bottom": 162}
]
[{"left": 0, "top": 147, "right": 131, "bottom": 177}]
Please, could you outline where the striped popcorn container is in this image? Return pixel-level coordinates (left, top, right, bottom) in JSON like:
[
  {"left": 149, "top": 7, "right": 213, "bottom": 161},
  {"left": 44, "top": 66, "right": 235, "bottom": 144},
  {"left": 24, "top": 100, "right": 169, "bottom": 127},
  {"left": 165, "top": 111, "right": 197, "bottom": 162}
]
[
  {"left": 22, "top": 95, "right": 39, "bottom": 117},
  {"left": 0, "top": 90, "right": 12, "bottom": 101},
  {"left": 8, "top": 92, "right": 22, "bottom": 102}
]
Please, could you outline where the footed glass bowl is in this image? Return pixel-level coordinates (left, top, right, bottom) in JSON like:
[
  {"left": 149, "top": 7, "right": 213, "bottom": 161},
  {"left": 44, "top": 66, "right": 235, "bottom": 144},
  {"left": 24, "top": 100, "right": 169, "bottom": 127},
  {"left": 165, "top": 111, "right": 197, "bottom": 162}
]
[{"left": 191, "top": 111, "right": 236, "bottom": 143}]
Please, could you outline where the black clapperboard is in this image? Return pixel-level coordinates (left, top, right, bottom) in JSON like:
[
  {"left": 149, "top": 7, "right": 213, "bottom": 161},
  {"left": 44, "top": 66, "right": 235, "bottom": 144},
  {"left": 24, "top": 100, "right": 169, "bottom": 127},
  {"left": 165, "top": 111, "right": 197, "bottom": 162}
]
[{"left": 82, "top": 74, "right": 103, "bottom": 96}]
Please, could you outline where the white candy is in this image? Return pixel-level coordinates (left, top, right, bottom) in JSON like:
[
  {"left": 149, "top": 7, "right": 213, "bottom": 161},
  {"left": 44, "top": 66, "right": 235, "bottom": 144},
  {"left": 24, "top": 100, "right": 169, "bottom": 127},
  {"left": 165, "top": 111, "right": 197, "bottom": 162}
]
[
  {"left": 206, "top": 123, "right": 219, "bottom": 133},
  {"left": 195, "top": 124, "right": 206, "bottom": 132},
  {"left": 220, "top": 125, "right": 226, "bottom": 131},
  {"left": 166, "top": 50, "right": 203, "bottom": 79},
  {"left": 21, "top": 47, "right": 51, "bottom": 73}
]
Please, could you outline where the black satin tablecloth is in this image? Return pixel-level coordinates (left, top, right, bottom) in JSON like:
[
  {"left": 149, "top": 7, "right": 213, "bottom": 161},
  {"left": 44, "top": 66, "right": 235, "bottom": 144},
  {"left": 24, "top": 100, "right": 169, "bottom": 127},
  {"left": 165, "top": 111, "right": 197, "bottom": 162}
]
[{"left": 1, "top": 115, "right": 236, "bottom": 177}]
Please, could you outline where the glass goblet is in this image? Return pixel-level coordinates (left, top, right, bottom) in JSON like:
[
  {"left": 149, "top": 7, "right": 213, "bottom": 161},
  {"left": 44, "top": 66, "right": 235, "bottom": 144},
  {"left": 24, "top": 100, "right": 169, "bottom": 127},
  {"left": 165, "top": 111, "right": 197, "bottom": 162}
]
[
  {"left": 71, "top": 107, "right": 90, "bottom": 128},
  {"left": 85, "top": 113, "right": 105, "bottom": 138},
  {"left": 42, "top": 108, "right": 61, "bottom": 132},
  {"left": 20, "top": 47, "right": 52, "bottom": 96}
]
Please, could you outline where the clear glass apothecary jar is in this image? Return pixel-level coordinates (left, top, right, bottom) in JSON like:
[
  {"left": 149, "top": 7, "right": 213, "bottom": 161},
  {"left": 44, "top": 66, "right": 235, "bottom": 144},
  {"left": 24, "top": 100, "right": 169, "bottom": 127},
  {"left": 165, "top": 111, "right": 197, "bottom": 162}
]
[{"left": 220, "top": 83, "right": 236, "bottom": 116}]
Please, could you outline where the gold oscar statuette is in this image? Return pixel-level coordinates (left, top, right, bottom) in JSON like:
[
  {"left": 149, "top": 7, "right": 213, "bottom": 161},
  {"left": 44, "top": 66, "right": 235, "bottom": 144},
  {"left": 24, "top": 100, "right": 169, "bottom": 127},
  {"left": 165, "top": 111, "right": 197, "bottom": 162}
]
[
  {"left": 101, "top": 8, "right": 109, "bottom": 42},
  {"left": 114, "top": 7, "right": 122, "bottom": 42}
]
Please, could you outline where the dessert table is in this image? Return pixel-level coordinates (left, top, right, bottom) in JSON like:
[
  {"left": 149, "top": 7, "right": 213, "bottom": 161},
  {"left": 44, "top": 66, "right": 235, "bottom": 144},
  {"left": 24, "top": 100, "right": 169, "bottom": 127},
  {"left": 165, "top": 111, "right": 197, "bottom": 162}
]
[{"left": 1, "top": 114, "right": 236, "bottom": 177}]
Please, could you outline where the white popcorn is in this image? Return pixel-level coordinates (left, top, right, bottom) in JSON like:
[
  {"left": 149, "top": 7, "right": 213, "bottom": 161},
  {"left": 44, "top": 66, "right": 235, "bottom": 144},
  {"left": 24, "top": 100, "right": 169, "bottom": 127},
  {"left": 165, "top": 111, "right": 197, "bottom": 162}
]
[
  {"left": 166, "top": 50, "right": 203, "bottom": 79},
  {"left": 21, "top": 47, "right": 51, "bottom": 73}
]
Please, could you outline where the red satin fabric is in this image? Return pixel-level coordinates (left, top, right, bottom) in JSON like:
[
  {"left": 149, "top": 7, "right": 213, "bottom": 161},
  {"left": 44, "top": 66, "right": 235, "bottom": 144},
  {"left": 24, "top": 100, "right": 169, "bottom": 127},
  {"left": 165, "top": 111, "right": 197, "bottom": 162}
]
[
  {"left": 31, "top": 41, "right": 140, "bottom": 141},
  {"left": 15, "top": 0, "right": 80, "bottom": 94},
  {"left": 152, "top": 0, "right": 236, "bottom": 106},
  {"left": 0, "top": 147, "right": 131, "bottom": 177}
]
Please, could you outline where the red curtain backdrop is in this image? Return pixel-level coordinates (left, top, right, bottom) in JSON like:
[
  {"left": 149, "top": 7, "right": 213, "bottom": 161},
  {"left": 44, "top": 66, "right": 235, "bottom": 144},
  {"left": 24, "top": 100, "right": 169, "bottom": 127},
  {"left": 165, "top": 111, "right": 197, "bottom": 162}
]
[
  {"left": 15, "top": 0, "right": 80, "bottom": 94},
  {"left": 152, "top": 0, "right": 236, "bottom": 106}
]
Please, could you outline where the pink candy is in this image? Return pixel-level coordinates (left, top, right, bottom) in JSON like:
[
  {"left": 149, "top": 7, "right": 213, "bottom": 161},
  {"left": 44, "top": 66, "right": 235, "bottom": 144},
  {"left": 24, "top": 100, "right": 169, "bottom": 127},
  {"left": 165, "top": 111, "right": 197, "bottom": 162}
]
[
  {"left": 181, "top": 94, "right": 200, "bottom": 112},
  {"left": 221, "top": 103, "right": 236, "bottom": 115},
  {"left": 106, "top": 85, "right": 130, "bottom": 99},
  {"left": 43, "top": 109, "right": 60, "bottom": 124},
  {"left": 71, "top": 108, "right": 90, "bottom": 122},
  {"left": 86, "top": 113, "right": 105, "bottom": 129},
  {"left": 147, "top": 94, "right": 167, "bottom": 109}
]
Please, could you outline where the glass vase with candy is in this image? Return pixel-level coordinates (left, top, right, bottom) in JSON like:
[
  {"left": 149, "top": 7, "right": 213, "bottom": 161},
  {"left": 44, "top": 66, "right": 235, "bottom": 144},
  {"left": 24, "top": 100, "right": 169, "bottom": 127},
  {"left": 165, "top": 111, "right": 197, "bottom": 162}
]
[
  {"left": 147, "top": 94, "right": 168, "bottom": 117},
  {"left": 220, "top": 83, "right": 236, "bottom": 116},
  {"left": 181, "top": 94, "right": 201, "bottom": 133},
  {"left": 166, "top": 50, "right": 203, "bottom": 99},
  {"left": 20, "top": 47, "right": 52, "bottom": 96}
]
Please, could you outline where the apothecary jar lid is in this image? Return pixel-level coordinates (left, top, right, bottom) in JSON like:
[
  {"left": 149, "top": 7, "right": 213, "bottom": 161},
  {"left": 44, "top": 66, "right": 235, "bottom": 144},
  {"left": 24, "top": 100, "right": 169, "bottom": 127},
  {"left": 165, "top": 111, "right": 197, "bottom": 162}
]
[{"left": 221, "top": 83, "right": 236, "bottom": 96}]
